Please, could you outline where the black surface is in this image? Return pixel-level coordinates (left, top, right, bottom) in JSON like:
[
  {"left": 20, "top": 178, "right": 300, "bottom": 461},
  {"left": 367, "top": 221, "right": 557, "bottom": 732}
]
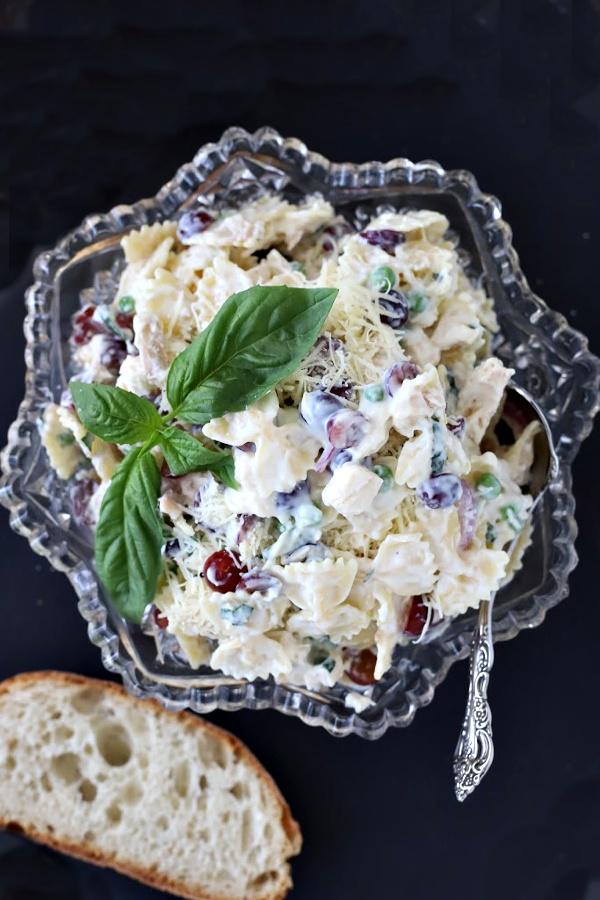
[{"left": 2, "top": 3, "right": 600, "bottom": 899}]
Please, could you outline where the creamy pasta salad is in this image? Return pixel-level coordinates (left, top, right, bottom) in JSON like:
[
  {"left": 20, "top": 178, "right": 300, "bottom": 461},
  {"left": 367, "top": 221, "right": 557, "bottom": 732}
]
[{"left": 41, "top": 195, "right": 540, "bottom": 694}]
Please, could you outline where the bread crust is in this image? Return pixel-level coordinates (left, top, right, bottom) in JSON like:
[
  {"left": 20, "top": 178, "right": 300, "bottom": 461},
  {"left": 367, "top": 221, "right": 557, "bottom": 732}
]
[{"left": 0, "top": 670, "right": 302, "bottom": 900}]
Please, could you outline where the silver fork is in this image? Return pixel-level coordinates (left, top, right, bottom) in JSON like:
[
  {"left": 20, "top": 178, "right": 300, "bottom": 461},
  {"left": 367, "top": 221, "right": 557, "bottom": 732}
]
[{"left": 453, "top": 384, "right": 558, "bottom": 801}]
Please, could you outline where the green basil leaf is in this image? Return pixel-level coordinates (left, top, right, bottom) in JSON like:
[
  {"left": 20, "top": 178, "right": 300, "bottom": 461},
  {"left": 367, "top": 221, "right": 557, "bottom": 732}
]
[
  {"left": 158, "top": 426, "right": 231, "bottom": 476},
  {"left": 166, "top": 285, "right": 338, "bottom": 423},
  {"left": 70, "top": 382, "right": 162, "bottom": 444},
  {"left": 95, "top": 446, "right": 162, "bottom": 623},
  {"left": 210, "top": 454, "right": 238, "bottom": 491}
]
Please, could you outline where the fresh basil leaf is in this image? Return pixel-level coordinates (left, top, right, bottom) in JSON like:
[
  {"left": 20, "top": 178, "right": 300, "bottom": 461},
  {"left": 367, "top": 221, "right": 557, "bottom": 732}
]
[
  {"left": 167, "top": 285, "right": 338, "bottom": 423},
  {"left": 95, "top": 446, "right": 162, "bottom": 623},
  {"left": 71, "top": 382, "right": 162, "bottom": 445},
  {"left": 158, "top": 426, "right": 229, "bottom": 474},
  {"left": 210, "top": 454, "right": 238, "bottom": 491}
]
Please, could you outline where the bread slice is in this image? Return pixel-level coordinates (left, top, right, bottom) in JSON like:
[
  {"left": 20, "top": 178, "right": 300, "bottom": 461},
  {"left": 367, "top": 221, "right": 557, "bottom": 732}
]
[{"left": 0, "top": 671, "right": 301, "bottom": 900}]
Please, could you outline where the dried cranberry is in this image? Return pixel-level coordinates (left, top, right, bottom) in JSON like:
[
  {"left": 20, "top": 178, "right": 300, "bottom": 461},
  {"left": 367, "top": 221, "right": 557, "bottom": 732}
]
[
  {"left": 238, "top": 569, "right": 281, "bottom": 594},
  {"left": 322, "top": 239, "right": 335, "bottom": 253},
  {"left": 379, "top": 289, "right": 409, "bottom": 329},
  {"left": 153, "top": 607, "right": 169, "bottom": 629},
  {"left": 404, "top": 596, "right": 429, "bottom": 636},
  {"left": 115, "top": 311, "right": 134, "bottom": 330},
  {"left": 417, "top": 473, "right": 462, "bottom": 509},
  {"left": 203, "top": 550, "right": 247, "bottom": 593},
  {"left": 99, "top": 336, "right": 127, "bottom": 373},
  {"left": 359, "top": 229, "right": 406, "bottom": 254},
  {"left": 177, "top": 209, "right": 214, "bottom": 242},
  {"left": 72, "top": 304, "right": 104, "bottom": 346},
  {"left": 446, "top": 415, "right": 466, "bottom": 437},
  {"left": 384, "top": 362, "right": 420, "bottom": 396},
  {"left": 344, "top": 649, "right": 378, "bottom": 685}
]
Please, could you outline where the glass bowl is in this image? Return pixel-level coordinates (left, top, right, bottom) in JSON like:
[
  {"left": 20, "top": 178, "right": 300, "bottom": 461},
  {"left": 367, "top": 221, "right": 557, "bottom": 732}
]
[{"left": 2, "top": 126, "right": 599, "bottom": 739}]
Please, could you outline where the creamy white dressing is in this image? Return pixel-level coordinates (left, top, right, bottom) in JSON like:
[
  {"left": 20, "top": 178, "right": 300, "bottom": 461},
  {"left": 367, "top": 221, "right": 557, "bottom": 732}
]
[{"left": 43, "top": 197, "right": 538, "bottom": 693}]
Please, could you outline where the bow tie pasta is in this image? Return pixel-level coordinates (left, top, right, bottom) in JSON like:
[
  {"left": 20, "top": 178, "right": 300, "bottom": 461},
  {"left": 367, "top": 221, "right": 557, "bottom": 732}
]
[{"left": 41, "top": 195, "right": 538, "bottom": 696}]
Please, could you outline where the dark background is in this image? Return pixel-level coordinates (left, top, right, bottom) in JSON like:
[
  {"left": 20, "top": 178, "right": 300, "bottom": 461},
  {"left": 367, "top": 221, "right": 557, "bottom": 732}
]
[{"left": 2, "top": 2, "right": 600, "bottom": 899}]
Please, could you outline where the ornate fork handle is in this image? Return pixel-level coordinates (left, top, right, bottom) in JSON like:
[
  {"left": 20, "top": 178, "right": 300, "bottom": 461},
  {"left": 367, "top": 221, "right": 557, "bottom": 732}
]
[{"left": 453, "top": 597, "right": 495, "bottom": 801}]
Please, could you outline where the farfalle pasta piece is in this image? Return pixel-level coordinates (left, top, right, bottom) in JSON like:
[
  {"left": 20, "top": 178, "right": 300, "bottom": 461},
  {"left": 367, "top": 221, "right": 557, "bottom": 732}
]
[
  {"left": 210, "top": 633, "right": 293, "bottom": 681},
  {"left": 121, "top": 221, "right": 177, "bottom": 264},
  {"left": 458, "top": 357, "right": 514, "bottom": 447},
  {"left": 372, "top": 533, "right": 437, "bottom": 597}
]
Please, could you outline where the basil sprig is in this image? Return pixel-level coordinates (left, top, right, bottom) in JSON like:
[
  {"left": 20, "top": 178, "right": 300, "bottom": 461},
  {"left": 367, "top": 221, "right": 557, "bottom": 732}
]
[{"left": 71, "top": 284, "right": 338, "bottom": 624}]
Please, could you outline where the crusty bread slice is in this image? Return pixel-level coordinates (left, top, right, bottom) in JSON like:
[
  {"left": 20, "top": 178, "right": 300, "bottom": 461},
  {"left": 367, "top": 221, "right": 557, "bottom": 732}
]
[{"left": 0, "top": 671, "right": 301, "bottom": 900}]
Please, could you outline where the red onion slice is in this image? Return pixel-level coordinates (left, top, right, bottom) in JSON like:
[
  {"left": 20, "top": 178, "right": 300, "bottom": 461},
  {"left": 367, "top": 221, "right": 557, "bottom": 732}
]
[{"left": 457, "top": 478, "right": 478, "bottom": 550}]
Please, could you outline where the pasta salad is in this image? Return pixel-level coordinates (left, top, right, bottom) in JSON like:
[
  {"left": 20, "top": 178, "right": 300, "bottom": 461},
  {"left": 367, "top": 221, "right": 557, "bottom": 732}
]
[{"left": 41, "top": 195, "right": 539, "bottom": 693}]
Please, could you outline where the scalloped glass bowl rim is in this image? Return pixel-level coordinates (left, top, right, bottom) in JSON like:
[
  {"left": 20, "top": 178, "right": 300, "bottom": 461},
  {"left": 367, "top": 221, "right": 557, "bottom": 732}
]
[{"left": 1, "top": 126, "right": 599, "bottom": 739}]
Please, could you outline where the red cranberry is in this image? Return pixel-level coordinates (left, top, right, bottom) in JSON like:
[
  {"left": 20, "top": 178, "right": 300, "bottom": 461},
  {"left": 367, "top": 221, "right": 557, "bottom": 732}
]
[
  {"left": 177, "top": 209, "right": 214, "bottom": 242},
  {"left": 344, "top": 649, "right": 378, "bottom": 685},
  {"left": 359, "top": 229, "right": 406, "bottom": 254},
  {"left": 72, "top": 304, "right": 105, "bottom": 346},
  {"left": 417, "top": 473, "right": 462, "bottom": 509},
  {"left": 115, "top": 311, "right": 134, "bottom": 330},
  {"left": 153, "top": 608, "right": 169, "bottom": 629},
  {"left": 203, "top": 550, "right": 247, "bottom": 593},
  {"left": 404, "top": 596, "right": 429, "bottom": 636},
  {"left": 384, "top": 361, "right": 420, "bottom": 396}
]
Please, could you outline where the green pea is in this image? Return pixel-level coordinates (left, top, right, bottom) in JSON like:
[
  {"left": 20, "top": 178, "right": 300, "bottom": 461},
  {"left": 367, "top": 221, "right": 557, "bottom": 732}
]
[
  {"left": 501, "top": 504, "right": 523, "bottom": 533},
  {"left": 290, "top": 261, "right": 305, "bottom": 274},
  {"left": 364, "top": 384, "right": 385, "bottom": 402},
  {"left": 406, "top": 290, "right": 428, "bottom": 313},
  {"left": 475, "top": 472, "right": 502, "bottom": 500},
  {"left": 372, "top": 464, "right": 394, "bottom": 493},
  {"left": 118, "top": 295, "right": 136, "bottom": 313},
  {"left": 485, "top": 522, "right": 496, "bottom": 544},
  {"left": 369, "top": 265, "right": 396, "bottom": 293}
]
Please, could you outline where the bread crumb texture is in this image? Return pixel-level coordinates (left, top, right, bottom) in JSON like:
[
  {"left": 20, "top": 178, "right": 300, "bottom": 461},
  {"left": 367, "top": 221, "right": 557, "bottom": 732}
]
[{"left": 0, "top": 672, "right": 301, "bottom": 900}]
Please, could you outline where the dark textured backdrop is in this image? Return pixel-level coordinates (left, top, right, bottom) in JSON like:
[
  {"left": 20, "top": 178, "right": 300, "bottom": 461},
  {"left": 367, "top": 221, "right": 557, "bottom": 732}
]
[{"left": 2, "top": 3, "right": 600, "bottom": 899}]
